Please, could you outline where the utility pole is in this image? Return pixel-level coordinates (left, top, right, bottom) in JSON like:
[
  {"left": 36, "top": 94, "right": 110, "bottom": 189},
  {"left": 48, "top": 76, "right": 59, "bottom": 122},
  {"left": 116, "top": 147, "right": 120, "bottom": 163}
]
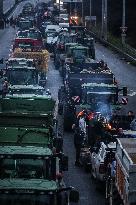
[
  {"left": 82, "top": 0, "right": 84, "bottom": 25},
  {"left": 101, "top": 0, "right": 107, "bottom": 41},
  {"left": 0, "top": 0, "right": 3, "bottom": 19},
  {"left": 90, "top": 0, "right": 92, "bottom": 26},
  {"left": 121, "top": 0, "right": 127, "bottom": 44},
  {"left": 59, "top": 0, "right": 60, "bottom": 12}
]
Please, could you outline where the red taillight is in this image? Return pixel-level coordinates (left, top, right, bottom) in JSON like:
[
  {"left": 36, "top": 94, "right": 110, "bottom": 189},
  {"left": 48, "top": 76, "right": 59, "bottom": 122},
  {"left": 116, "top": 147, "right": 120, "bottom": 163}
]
[{"left": 99, "top": 164, "right": 106, "bottom": 174}]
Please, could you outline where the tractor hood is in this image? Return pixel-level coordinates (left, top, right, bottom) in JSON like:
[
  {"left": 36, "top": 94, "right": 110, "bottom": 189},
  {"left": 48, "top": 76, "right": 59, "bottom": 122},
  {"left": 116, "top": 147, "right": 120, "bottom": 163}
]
[
  {"left": 0, "top": 96, "right": 55, "bottom": 114},
  {"left": 0, "top": 127, "right": 51, "bottom": 146},
  {"left": 0, "top": 178, "right": 57, "bottom": 192}
]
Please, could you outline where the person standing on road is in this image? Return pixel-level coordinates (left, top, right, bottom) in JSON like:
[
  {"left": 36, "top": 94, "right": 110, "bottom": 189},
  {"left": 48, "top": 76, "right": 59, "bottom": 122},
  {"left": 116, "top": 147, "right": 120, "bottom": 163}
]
[
  {"left": 0, "top": 71, "right": 6, "bottom": 98},
  {"left": 79, "top": 115, "right": 86, "bottom": 136},
  {"left": 130, "top": 118, "right": 136, "bottom": 131},
  {"left": 74, "top": 127, "right": 84, "bottom": 166}
]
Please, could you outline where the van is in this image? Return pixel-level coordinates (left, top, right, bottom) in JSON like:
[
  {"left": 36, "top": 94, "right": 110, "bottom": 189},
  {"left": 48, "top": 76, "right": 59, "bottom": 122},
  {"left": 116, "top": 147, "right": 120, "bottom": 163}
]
[{"left": 45, "top": 25, "right": 61, "bottom": 33}]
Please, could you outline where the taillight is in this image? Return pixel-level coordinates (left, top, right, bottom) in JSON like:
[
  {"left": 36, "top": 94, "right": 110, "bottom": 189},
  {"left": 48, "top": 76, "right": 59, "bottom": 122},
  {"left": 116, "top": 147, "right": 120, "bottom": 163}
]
[{"left": 99, "top": 164, "right": 106, "bottom": 174}]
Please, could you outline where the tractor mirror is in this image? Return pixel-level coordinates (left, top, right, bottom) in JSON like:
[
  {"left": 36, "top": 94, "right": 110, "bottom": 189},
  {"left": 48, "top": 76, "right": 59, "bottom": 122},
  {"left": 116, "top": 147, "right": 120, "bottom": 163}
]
[
  {"left": 69, "top": 190, "right": 79, "bottom": 203},
  {"left": 61, "top": 155, "right": 68, "bottom": 171},
  {"left": 91, "top": 147, "right": 98, "bottom": 153},
  {"left": 123, "top": 87, "right": 127, "bottom": 96},
  {"left": 121, "top": 97, "right": 128, "bottom": 105},
  {"left": 53, "top": 137, "right": 63, "bottom": 153},
  {"left": 58, "top": 103, "right": 63, "bottom": 115}
]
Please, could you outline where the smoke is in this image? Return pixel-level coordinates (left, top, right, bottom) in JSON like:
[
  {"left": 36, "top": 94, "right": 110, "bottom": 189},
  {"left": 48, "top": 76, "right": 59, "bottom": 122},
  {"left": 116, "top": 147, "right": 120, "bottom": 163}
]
[{"left": 96, "top": 102, "right": 112, "bottom": 122}]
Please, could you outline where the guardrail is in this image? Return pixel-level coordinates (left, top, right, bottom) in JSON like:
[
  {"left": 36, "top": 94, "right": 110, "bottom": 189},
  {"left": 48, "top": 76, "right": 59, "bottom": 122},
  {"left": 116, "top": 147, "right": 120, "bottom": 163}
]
[
  {"left": 88, "top": 26, "right": 136, "bottom": 65},
  {"left": 3, "top": 0, "right": 16, "bottom": 15},
  {"left": 4, "top": 0, "right": 24, "bottom": 18}
]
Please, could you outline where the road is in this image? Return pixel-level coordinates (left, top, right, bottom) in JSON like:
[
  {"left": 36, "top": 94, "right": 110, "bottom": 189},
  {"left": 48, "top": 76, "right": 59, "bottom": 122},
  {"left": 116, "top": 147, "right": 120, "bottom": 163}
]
[
  {"left": 0, "top": 1, "right": 136, "bottom": 205},
  {"left": 95, "top": 42, "right": 136, "bottom": 114},
  {"left": 3, "top": 0, "right": 15, "bottom": 14}
]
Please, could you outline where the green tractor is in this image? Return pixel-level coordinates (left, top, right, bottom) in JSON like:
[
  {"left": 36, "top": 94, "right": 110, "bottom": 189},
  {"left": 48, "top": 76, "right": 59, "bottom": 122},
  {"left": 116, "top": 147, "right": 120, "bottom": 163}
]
[
  {"left": 65, "top": 45, "right": 91, "bottom": 64},
  {"left": 0, "top": 95, "right": 60, "bottom": 149},
  {"left": 0, "top": 178, "right": 79, "bottom": 205},
  {"left": 0, "top": 96, "right": 80, "bottom": 204}
]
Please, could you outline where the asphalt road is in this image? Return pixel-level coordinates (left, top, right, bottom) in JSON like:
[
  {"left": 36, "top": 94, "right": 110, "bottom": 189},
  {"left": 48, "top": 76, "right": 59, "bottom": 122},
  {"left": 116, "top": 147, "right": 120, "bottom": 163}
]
[
  {"left": 0, "top": 1, "right": 136, "bottom": 205},
  {"left": 95, "top": 42, "right": 136, "bottom": 114},
  {"left": 3, "top": 0, "right": 15, "bottom": 14}
]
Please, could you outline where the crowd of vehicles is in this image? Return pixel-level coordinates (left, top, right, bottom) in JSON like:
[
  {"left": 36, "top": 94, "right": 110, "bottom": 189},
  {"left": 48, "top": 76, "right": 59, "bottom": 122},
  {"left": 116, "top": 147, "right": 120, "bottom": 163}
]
[
  {"left": 0, "top": 2, "right": 81, "bottom": 205},
  {"left": 0, "top": 1, "right": 136, "bottom": 205}
]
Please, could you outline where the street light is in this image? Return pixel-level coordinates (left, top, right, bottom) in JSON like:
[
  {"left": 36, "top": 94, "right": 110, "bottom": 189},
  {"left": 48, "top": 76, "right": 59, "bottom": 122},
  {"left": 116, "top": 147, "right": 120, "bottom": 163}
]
[
  {"left": 0, "top": 0, "right": 3, "bottom": 19},
  {"left": 90, "top": 0, "right": 91, "bottom": 26},
  {"left": 101, "top": 0, "right": 107, "bottom": 41},
  {"left": 82, "top": 0, "right": 84, "bottom": 25},
  {"left": 120, "top": 0, "right": 127, "bottom": 44}
]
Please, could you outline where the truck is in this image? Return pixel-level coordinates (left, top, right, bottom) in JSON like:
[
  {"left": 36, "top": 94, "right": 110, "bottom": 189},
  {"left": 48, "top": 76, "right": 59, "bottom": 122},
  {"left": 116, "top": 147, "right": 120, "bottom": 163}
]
[
  {"left": 11, "top": 48, "right": 49, "bottom": 87},
  {"left": 106, "top": 138, "right": 136, "bottom": 205}
]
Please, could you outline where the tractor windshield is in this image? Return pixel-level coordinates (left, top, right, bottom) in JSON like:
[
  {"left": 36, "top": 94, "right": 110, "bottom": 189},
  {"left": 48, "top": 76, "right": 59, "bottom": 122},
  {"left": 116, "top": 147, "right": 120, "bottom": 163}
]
[
  {"left": 19, "top": 21, "right": 33, "bottom": 30},
  {"left": 0, "top": 157, "right": 52, "bottom": 179},
  {"left": 87, "top": 93, "right": 115, "bottom": 105},
  {"left": 73, "top": 49, "right": 87, "bottom": 58},
  {"left": 6, "top": 69, "right": 38, "bottom": 85}
]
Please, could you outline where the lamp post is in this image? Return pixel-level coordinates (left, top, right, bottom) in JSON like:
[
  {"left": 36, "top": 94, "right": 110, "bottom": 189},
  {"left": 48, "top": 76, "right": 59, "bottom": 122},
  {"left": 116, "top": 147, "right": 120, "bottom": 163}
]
[
  {"left": 82, "top": 0, "right": 84, "bottom": 25},
  {"left": 120, "top": 0, "right": 127, "bottom": 44},
  {"left": 0, "top": 0, "right": 3, "bottom": 19},
  {"left": 90, "top": 0, "right": 92, "bottom": 26},
  {"left": 101, "top": 0, "right": 107, "bottom": 41},
  {"left": 58, "top": 0, "right": 61, "bottom": 13}
]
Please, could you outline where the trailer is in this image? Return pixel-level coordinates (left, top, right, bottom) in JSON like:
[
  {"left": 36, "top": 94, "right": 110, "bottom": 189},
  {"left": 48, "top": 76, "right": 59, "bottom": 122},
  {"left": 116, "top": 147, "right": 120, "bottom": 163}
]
[{"left": 106, "top": 138, "right": 136, "bottom": 205}]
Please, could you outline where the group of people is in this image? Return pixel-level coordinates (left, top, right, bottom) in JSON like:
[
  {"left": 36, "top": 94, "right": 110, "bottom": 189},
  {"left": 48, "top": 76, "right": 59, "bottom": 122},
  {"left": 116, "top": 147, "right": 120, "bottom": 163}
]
[{"left": 73, "top": 109, "right": 136, "bottom": 166}]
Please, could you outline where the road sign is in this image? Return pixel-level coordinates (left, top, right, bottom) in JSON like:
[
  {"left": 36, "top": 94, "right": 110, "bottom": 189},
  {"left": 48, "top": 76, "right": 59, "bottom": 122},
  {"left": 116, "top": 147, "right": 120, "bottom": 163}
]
[
  {"left": 85, "top": 16, "right": 96, "bottom": 21},
  {"left": 120, "top": 26, "right": 127, "bottom": 33},
  {"left": 62, "top": 0, "right": 82, "bottom": 2}
]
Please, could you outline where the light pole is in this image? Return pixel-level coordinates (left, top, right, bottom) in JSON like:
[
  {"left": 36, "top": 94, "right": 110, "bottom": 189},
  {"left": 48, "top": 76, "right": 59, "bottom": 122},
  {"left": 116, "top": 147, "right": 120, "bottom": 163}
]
[
  {"left": 90, "top": 0, "right": 92, "bottom": 26},
  {"left": 0, "top": 0, "right": 3, "bottom": 19},
  {"left": 121, "top": 0, "right": 127, "bottom": 44},
  {"left": 82, "top": 0, "right": 84, "bottom": 25},
  {"left": 101, "top": 0, "right": 107, "bottom": 40},
  {"left": 59, "top": 0, "right": 60, "bottom": 12}
]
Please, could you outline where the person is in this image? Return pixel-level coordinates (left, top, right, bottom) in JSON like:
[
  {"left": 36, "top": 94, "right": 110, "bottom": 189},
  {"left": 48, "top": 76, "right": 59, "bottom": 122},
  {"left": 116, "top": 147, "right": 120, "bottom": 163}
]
[
  {"left": 127, "top": 111, "right": 135, "bottom": 129},
  {"left": 6, "top": 19, "right": 9, "bottom": 27},
  {"left": 10, "top": 16, "right": 13, "bottom": 26},
  {"left": 2, "top": 78, "right": 9, "bottom": 97},
  {"left": 130, "top": 118, "right": 136, "bottom": 131},
  {"left": 79, "top": 115, "right": 86, "bottom": 135},
  {"left": 0, "top": 71, "right": 6, "bottom": 98},
  {"left": 117, "top": 128, "right": 125, "bottom": 138},
  {"left": 74, "top": 127, "right": 84, "bottom": 166},
  {"left": 128, "top": 110, "right": 134, "bottom": 116}
]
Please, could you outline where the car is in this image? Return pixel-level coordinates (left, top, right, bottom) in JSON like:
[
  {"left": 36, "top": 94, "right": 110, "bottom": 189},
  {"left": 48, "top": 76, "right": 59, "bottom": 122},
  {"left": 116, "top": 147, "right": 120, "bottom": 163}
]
[{"left": 45, "top": 25, "right": 61, "bottom": 33}]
